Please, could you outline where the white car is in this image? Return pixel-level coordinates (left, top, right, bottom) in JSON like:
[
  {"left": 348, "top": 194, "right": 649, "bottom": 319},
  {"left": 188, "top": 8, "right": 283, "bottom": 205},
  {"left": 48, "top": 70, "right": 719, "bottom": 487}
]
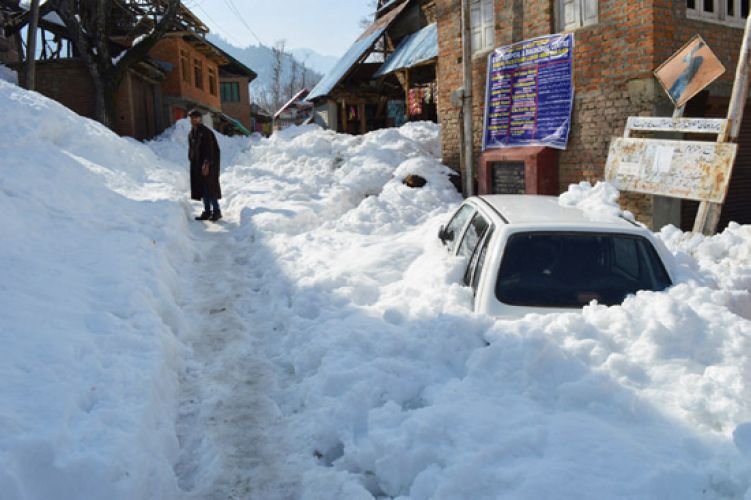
[{"left": 439, "top": 195, "right": 674, "bottom": 317}]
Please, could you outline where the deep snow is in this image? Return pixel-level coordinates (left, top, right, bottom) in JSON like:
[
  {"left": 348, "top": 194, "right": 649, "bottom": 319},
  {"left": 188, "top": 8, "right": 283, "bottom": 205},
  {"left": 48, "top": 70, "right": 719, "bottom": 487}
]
[
  {"left": 0, "top": 64, "right": 16, "bottom": 84},
  {"left": 2, "top": 78, "right": 751, "bottom": 499}
]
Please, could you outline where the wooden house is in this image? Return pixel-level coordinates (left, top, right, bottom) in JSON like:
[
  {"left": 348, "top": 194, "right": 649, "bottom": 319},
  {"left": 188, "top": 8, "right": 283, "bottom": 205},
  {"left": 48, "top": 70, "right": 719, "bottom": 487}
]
[{"left": 307, "top": 0, "right": 438, "bottom": 135}]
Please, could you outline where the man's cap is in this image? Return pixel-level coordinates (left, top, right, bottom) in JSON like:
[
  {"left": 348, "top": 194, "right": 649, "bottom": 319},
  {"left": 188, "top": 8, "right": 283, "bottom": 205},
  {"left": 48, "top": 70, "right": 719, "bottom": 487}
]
[{"left": 188, "top": 109, "right": 203, "bottom": 118}]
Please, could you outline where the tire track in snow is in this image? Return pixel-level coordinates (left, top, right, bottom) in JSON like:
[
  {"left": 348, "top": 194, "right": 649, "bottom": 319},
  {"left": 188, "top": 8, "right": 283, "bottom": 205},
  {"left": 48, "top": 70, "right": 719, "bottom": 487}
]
[{"left": 174, "top": 217, "right": 301, "bottom": 500}]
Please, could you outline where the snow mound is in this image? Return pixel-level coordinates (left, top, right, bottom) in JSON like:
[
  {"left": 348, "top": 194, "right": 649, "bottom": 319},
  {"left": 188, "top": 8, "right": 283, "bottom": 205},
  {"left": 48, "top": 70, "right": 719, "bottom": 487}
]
[
  {"left": 4, "top": 73, "right": 751, "bottom": 500},
  {"left": 147, "top": 117, "right": 250, "bottom": 167},
  {"left": 560, "top": 180, "right": 636, "bottom": 222},
  {"left": 199, "top": 121, "right": 751, "bottom": 498},
  {"left": 0, "top": 64, "right": 17, "bottom": 84},
  {"left": 659, "top": 223, "right": 751, "bottom": 291},
  {"left": 0, "top": 79, "right": 188, "bottom": 500},
  {"left": 224, "top": 122, "right": 460, "bottom": 236}
]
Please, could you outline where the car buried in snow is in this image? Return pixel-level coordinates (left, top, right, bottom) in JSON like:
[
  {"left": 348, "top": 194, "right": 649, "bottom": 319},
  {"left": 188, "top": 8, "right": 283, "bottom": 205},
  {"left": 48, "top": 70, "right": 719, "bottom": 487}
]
[{"left": 438, "top": 195, "right": 674, "bottom": 317}]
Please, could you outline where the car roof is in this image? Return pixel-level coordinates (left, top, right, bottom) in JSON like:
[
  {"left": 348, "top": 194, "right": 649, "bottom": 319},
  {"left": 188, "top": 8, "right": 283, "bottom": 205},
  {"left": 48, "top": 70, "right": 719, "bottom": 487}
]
[{"left": 474, "top": 195, "right": 638, "bottom": 229}]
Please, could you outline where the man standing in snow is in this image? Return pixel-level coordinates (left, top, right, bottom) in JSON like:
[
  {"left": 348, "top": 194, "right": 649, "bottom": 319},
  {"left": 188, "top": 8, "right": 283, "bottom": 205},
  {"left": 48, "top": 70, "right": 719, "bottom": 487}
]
[{"left": 188, "top": 109, "right": 222, "bottom": 222}]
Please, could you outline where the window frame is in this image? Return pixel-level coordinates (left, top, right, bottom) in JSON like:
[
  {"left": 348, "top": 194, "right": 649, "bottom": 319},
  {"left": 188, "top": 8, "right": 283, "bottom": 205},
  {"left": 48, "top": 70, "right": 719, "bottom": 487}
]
[
  {"left": 686, "top": 0, "right": 749, "bottom": 27},
  {"left": 442, "top": 204, "right": 476, "bottom": 254},
  {"left": 464, "top": 225, "right": 495, "bottom": 292},
  {"left": 194, "top": 58, "right": 204, "bottom": 90},
  {"left": 457, "top": 212, "right": 491, "bottom": 265},
  {"left": 470, "top": 0, "right": 495, "bottom": 55},
  {"left": 557, "top": 0, "right": 599, "bottom": 32},
  {"left": 180, "top": 49, "right": 190, "bottom": 83},
  {"left": 208, "top": 67, "right": 218, "bottom": 97},
  {"left": 222, "top": 81, "right": 241, "bottom": 102}
]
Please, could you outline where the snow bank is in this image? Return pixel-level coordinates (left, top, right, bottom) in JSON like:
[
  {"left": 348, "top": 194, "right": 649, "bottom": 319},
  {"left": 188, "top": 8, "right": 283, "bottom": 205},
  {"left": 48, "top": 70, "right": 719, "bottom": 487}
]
[
  {"left": 208, "top": 132, "right": 751, "bottom": 499},
  {"left": 0, "top": 64, "right": 17, "bottom": 84},
  {"left": 4, "top": 73, "right": 751, "bottom": 500},
  {"left": 0, "top": 80, "right": 190, "bottom": 499},
  {"left": 147, "top": 118, "right": 250, "bottom": 168},
  {"left": 559, "top": 180, "right": 636, "bottom": 222}
]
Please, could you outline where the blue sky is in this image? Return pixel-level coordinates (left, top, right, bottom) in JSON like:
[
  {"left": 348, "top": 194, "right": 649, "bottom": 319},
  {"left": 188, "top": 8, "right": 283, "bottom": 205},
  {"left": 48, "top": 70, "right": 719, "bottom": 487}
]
[{"left": 186, "top": 0, "right": 374, "bottom": 56}]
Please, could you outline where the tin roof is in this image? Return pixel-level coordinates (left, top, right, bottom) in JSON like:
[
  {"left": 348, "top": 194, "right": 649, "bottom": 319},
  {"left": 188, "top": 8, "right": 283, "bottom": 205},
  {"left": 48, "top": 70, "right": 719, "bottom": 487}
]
[
  {"left": 274, "top": 88, "right": 312, "bottom": 119},
  {"left": 374, "top": 23, "right": 437, "bottom": 78},
  {"left": 307, "top": 1, "right": 409, "bottom": 101}
]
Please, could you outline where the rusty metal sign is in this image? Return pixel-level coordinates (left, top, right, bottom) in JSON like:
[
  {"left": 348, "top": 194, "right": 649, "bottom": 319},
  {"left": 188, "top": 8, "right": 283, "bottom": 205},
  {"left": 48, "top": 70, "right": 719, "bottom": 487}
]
[
  {"left": 604, "top": 138, "right": 737, "bottom": 203},
  {"left": 654, "top": 35, "right": 725, "bottom": 108}
]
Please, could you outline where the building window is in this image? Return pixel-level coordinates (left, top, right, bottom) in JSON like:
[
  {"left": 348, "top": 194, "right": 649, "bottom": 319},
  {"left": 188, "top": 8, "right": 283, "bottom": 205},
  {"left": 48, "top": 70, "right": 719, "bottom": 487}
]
[
  {"left": 471, "top": 0, "right": 494, "bottom": 54},
  {"left": 220, "top": 82, "right": 241, "bottom": 102},
  {"left": 180, "top": 50, "right": 190, "bottom": 83},
  {"left": 688, "top": 0, "right": 749, "bottom": 25},
  {"left": 558, "top": 0, "right": 598, "bottom": 31},
  {"left": 194, "top": 59, "right": 203, "bottom": 89},
  {"left": 208, "top": 68, "right": 218, "bottom": 96}
]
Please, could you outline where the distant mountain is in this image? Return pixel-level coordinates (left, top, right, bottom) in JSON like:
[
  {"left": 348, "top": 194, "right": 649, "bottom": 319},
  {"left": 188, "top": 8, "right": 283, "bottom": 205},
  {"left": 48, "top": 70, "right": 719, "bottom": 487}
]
[
  {"left": 289, "top": 48, "right": 339, "bottom": 75},
  {"left": 207, "top": 35, "right": 327, "bottom": 113}
]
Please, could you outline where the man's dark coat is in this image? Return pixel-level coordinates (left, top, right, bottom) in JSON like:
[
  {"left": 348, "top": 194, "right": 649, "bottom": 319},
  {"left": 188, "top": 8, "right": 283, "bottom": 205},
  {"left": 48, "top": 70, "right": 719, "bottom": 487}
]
[{"left": 189, "top": 123, "right": 222, "bottom": 201}]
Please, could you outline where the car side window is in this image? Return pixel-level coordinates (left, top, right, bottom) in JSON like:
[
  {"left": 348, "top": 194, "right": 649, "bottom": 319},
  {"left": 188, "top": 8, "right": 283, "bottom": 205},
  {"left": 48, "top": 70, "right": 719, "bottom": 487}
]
[
  {"left": 463, "top": 224, "right": 494, "bottom": 288},
  {"left": 443, "top": 204, "right": 475, "bottom": 253},
  {"left": 458, "top": 213, "right": 490, "bottom": 261},
  {"left": 469, "top": 227, "right": 494, "bottom": 291}
]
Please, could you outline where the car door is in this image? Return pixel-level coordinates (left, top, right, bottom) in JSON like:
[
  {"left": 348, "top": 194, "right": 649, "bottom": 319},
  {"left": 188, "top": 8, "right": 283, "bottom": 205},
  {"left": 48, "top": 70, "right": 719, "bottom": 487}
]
[
  {"left": 456, "top": 211, "right": 495, "bottom": 303},
  {"left": 456, "top": 211, "right": 491, "bottom": 262}
]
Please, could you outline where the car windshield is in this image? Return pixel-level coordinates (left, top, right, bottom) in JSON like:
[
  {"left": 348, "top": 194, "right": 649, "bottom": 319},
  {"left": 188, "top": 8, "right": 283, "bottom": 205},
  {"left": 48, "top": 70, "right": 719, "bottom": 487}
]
[{"left": 496, "top": 232, "right": 672, "bottom": 308}]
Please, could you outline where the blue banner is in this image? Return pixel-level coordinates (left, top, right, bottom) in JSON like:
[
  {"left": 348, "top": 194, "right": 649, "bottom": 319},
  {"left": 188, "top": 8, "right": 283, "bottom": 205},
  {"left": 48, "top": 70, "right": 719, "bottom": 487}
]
[{"left": 482, "top": 34, "right": 574, "bottom": 150}]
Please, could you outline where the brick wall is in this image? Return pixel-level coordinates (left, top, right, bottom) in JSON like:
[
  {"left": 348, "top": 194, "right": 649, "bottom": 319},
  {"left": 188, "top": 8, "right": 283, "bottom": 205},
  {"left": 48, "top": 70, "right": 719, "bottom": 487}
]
[
  {"left": 436, "top": 0, "right": 745, "bottom": 226},
  {"left": 17, "top": 60, "right": 97, "bottom": 119},
  {"left": 150, "top": 37, "right": 222, "bottom": 112}
]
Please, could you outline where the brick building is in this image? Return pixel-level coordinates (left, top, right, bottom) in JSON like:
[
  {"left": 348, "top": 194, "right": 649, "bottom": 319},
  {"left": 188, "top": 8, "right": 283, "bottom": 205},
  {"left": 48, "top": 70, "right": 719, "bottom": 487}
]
[
  {"left": 435, "top": 0, "right": 751, "bottom": 230},
  {"left": 149, "top": 33, "right": 222, "bottom": 125},
  {"left": 5, "top": 3, "right": 256, "bottom": 140},
  {"left": 218, "top": 55, "right": 258, "bottom": 134}
]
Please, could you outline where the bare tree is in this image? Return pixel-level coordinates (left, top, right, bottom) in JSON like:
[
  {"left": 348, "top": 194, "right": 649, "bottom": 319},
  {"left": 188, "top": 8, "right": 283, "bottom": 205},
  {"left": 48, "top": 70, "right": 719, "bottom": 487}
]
[
  {"left": 47, "top": 0, "right": 180, "bottom": 128},
  {"left": 286, "top": 56, "right": 299, "bottom": 101},
  {"left": 359, "top": 0, "right": 378, "bottom": 29},
  {"left": 271, "top": 39, "right": 286, "bottom": 112},
  {"left": 300, "top": 55, "right": 309, "bottom": 89}
]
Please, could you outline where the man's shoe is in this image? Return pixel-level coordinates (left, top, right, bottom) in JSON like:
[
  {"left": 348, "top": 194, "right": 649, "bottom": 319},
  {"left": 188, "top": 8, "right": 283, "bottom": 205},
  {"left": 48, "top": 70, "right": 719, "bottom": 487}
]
[
  {"left": 210, "top": 210, "right": 222, "bottom": 222},
  {"left": 195, "top": 211, "right": 211, "bottom": 221}
]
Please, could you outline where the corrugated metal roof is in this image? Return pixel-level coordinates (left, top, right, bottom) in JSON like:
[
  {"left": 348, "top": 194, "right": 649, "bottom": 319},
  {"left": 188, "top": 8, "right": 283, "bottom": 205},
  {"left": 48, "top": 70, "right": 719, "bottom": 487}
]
[
  {"left": 377, "top": 0, "right": 399, "bottom": 14},
  {"left": 274, "top": 88, "right": 311, "bottom": 119},
  {"left": 307, "top": 1, "right": 410, "bottom": 101},
  {"left": 374, "top": 23, "right": 437, "bottom": 78},
  {"left": 306, "top": 30, "right": 384, "bottom": 101}
]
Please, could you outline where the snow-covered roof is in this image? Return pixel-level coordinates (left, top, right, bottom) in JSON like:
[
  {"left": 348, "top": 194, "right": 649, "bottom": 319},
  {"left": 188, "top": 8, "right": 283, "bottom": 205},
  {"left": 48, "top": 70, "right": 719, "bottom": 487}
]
[
  {"left": 306, "top": 30, "right": 384, "bottom": 102},
  {"left": 374, "top": 23, "right": 437, "bottom": 78},
  {"left": 307, "top": 1, "right": 409, "bottom": 102},
  {"left": 480, "top": 195, "right": 635, "bottom": 227},
  {"left": 274, "top": 88, "right": 312, "bottom": 119}
]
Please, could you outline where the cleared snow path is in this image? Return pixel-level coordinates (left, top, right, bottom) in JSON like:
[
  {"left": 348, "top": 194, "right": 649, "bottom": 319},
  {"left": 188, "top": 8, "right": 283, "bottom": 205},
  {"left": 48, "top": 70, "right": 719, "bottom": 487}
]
[{"left": 173, "top": 219, "right": 301, "bottom": 500}]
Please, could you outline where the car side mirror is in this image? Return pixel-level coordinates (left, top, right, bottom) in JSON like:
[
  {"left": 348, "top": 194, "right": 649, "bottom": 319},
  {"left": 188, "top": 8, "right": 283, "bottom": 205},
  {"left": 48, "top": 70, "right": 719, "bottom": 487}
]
[{"left": 438, "top": 226, "right": 454, "bottom": 244}]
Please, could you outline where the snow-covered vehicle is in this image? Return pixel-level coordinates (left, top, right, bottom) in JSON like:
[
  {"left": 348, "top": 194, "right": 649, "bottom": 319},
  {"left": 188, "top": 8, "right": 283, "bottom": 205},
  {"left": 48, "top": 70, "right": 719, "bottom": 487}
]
[{"left": 439, "top": 195, "right": 674, "bottom": 317}]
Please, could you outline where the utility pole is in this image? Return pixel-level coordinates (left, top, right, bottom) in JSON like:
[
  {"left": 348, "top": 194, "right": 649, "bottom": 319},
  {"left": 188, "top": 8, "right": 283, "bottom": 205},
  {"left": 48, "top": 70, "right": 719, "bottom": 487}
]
[
  {"left": 25, "top": 0, "right": 40, "bottom": 90},
  {"left": 460, "top": 0, "right": 475, "bottom": 197},
  {"left": 694, "top": 12, "right": 751, "bottom": 235}
]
